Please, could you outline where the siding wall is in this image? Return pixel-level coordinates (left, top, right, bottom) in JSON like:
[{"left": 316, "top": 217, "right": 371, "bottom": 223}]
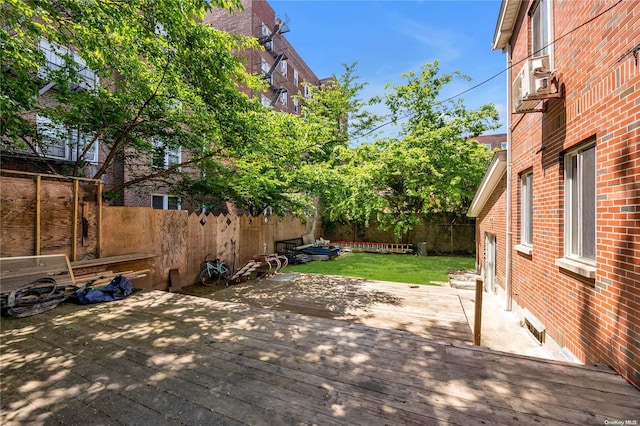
[{"left": 483, "top": 0, "right": 640, "bottom": 386}]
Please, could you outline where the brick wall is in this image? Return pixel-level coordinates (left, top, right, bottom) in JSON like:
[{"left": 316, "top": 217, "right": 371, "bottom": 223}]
[
  {"left": 476, "top": 175, "right": 507, "bottom": 291},
  {"left": 206, "top": 0, "right": 322, "bottom": 114},
  {"left": 505, "top": 0, "right": 639, "bottom": 386}
]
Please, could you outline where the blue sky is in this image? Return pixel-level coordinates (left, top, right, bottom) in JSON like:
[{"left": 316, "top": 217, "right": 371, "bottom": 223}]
[{"left": 269, "top": 0, "right": 507, "bottom": 140}]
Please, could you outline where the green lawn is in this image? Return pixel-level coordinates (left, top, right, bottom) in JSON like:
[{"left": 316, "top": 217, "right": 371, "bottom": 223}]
[{"left": 285, "top": 252, "right": 475, "bottom": 285}]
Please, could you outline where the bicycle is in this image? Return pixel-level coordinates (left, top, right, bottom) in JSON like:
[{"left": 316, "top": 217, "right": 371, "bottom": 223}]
[{"left": 199, "top": 254, "right": 232, "bottom": 286}]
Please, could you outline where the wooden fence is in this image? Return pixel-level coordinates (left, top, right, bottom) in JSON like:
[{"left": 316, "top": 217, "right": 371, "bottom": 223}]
[{"left": 1, "top": 171, "right": 312, "bottom": 291}]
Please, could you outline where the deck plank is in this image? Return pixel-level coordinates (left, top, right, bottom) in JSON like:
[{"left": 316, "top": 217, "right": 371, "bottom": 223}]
[{"left": 2, "top": 283, "right": 639, "bottom": 425}]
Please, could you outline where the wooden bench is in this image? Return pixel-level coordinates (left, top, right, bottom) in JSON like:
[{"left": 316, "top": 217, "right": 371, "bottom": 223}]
[
  {"left": 0, "top": 253, "right": 154, "bottom": 293},
  {"left": 71, "top": 253, "right": 154, "bottom": 288}
]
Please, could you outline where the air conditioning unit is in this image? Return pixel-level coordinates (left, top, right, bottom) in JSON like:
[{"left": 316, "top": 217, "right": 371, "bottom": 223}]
[{"left": 513, "top": 55, "right": 553, "bottom": 113}]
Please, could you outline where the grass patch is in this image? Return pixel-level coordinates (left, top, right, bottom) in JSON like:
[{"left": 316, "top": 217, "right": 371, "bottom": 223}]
[{"left": 285, "top": 252, "right": 475, "bottom": 285}]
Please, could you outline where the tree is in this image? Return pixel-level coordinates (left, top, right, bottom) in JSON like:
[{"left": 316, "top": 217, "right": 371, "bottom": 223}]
[
  {"left": 1, "top": 0, "right": 264, "bottom": 195},
  {"left": 323, "top": 62, "right": 499, "bottom": 240},
  {"left": 182, "top": 63, "right": 384, "bottom": 218},
  {"left": 297, "top": 63, "right": 382, "bottom": 163}
]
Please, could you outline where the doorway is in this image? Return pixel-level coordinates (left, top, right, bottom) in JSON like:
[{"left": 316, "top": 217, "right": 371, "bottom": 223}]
[{"left": 485, "top": 233, "right": 497, "bottom": 294}]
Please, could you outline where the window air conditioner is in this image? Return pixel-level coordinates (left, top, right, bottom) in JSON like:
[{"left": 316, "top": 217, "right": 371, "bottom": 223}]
[{"left": 513, "top": 55, "right": 552, "bottom": 112}]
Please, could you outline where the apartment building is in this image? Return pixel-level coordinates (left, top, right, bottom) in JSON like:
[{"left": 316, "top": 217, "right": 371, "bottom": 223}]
[
  {"left": 204, "top": 0, "right": 322, "bottom": 114},
  {"left": 469, "top": 0, "right": 639, "bottom": 387},
  {"left": 2, "top": 0, "right": 324, "bottom": 211}
]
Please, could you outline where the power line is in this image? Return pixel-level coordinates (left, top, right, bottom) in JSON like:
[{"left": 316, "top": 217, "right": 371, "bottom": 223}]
[{"left": 353, "top": 0, "right": 624, "bottom": 141}]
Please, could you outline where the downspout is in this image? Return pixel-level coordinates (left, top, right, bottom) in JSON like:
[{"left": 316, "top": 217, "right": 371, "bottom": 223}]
[{"left": 505, "top": 43, "right": 513, "bottom": 311}]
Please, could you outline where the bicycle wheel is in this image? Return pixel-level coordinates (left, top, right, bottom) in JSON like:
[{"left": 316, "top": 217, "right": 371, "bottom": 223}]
[
  {"left": 220, "top": 264, "right": 233, "bottom": 282},
  {"left": 200, "top": 267, "right": 222, "bottom": 286}
]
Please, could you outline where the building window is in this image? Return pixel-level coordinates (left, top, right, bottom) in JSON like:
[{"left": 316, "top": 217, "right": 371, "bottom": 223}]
[
  {"left": 280, "top": 59, "right": 287, "bottom": 77},
  {"left": 39, "top": 38, "right": 98, "bottom": 90},
  {"left": 501, "top": 142, "right": 508, "bottom": 149},
  {"left": 484, "top": 143, "right": 492, "bottom": 150},
  {"left": 531, "top": 0, "right": 552, "bottom": 57},
  {"left": 294, "top": 70, "right": 299, "bottom": 86},
  {"left": 152, "top": 139, "right": 181, "bottom": 170},
  {"left": 293, "top": 97, "right": 299, "bottom": 114},
  {"left": 261, "top": 60, "right": 272, "bottom": 85},
  {"left": 521, "top": 171, "right": 533, "bottom": 246},
  {"left": 280, "top": 90, "right": 288, "bottom": 106},
  {"left": 261, "top": 95, "right": 271, "bottom": 107},
  {"left": 152, "top": 194, "right": 181, "bottom": 210},
  {"left": 261, "top": 23, "right": 273, "bottom": 51},
  {"left": 303, "top": 84, "right": 311, "bottom": 98},
  {"left": 565, "top": 143, "right": 596, "bottom": 262},
  {"left": 36, "top": 115, "right": 98, "bottom": 163}
]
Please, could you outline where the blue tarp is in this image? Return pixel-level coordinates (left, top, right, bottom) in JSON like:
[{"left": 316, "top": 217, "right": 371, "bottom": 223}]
[{"left": 74, "top": 275, "right": 134, "bottom": 305}]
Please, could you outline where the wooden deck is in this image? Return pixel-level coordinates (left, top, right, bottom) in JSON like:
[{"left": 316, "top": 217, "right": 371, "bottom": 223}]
[{"left": 1, "top": 274, "right": 639, "bottom": 425}]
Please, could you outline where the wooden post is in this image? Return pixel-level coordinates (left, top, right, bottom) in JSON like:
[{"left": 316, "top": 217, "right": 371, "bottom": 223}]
[
  {"left": 72, "top": 180, "right": 79, "bottom": 261},
  {"left": 97, "top": 182, "right": 103, "bottom": 258},
  {"left": 35, "top": 175, "right": 41, "bottom": 255},
  {"left": 474, "top": 278, "right": 483, "bottom": 346}
]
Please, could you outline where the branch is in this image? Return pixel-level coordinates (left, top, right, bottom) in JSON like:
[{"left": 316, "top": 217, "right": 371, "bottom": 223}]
[
  {"left": 92, "top": 56, "right": 172, "bottom": 180},
  {"left": 105, "top": 151, "right": 210, "bottom": 193},
  {"left": 18, "top": 134, "right": 59, "bottom": 175}
]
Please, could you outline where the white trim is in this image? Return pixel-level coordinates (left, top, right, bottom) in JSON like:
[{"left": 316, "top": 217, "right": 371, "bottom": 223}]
[
  {"left": 467, "top": 150, "right": 507, "bottom": 217},
  {"left": 564, "top": 143, "right": 596, "bottom": 262},
  {"left": 520, "top": 170, "right": 533, "bottom": 246},
  {"left": 555, "top": 257, "right": 596, "bottom": 279},
  {"left": 36, "top": 114, "right": 98, "bottom": 163},
  {"left": 492, "top": 0, "right": 522, "bottom": 51},
  {"left": 515, "top": 244, "right": 533, "bottom": 256}
]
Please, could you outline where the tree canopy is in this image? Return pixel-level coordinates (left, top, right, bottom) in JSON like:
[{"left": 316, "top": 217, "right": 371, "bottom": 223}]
[
  {"left": 1, "top": 0, "right": 260, "bottom": 187},
  {"left": 2, "top": 2, "right": 499, "bottom": 229},
  {"left": 321, "top": 62, "right": 499, "bottom": 239}
]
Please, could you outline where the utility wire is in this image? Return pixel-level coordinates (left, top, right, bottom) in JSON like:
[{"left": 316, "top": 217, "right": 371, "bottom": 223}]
[{"left": 353, "top": 0, "right": 624, "bottom": 141}]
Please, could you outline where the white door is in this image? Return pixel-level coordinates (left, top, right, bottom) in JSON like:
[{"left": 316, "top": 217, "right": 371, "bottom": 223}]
[{"left": 485, "top": 233, "right": 497, "bottom": 293}]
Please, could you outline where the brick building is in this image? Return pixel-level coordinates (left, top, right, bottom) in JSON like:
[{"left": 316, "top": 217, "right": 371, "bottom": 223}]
[
  {"left": 2, "top": 1, "right": 324, "bottom": 211},
  {"left": 476, "top": 133, "right": 507, "bottom": 151},
  {"left": 469, "top": 0, "right": 639, "bottom": 387},
  {"left": 204, "top": 0, "right": 323, "bottom": 114}
]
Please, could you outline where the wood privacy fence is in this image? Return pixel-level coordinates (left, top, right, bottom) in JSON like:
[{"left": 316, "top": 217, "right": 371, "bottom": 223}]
[
  {"left": 1, "top": 171, "right": 311, "bottom": 291},
  {"left": 324, "top": 220, "right": 476, "bottom": 255}
]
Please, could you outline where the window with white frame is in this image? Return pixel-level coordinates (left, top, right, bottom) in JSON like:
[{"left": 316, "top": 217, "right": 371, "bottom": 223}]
[
  {"left": 484, "top": 143, "right": 492, "bottom": 150},
  {"left": 280, "top": 59, "right": 287, "bottom": 77},
  {"left": 293, "top": 97, "right": 299, "bottom": 114},
  {"left": 261, "top": 60, "right": 272, "bottom": 85},
  {"left": 39, "top": 38, "right": 98, "bottom": 90},
  {"left": 501, "top": 142, "right": 508, "bottom": 149},
  {"left": 521, "top": 171, "right": 533, "bottom": 246},
  {"left": 152, "top": 139, "right": 181, "bottom": 170},
  {"left": 36, "top": 115, "right": 98, "bottom": 163},
  {"left": 261, "top": 95, "right": 271, "bottom": 107},
  {"left": 531, "top": 0, "right": 552, "bottom": 58},
  {"left": 261, "top": 23, "right": 273, "bottom": 51},
  {"left": 152, "top": 194, "right": 181, "bottom": 210},
  {"left": 303, "top": 84, "right": 311, "bottom": 98},
  {"left": 294, "top": 69, "right": 299, "bottom": 86},
  {"left": 280, "top": 90, "right": 288, "bottom": 106},
  {"left": 565, "top": 143, "right": 596, "bottom": 262}
]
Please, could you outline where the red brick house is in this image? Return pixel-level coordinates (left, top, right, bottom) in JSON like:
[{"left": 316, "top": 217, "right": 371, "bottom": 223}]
[{"left": 469, "top": 0, "right": 639, "bottom": 387}]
